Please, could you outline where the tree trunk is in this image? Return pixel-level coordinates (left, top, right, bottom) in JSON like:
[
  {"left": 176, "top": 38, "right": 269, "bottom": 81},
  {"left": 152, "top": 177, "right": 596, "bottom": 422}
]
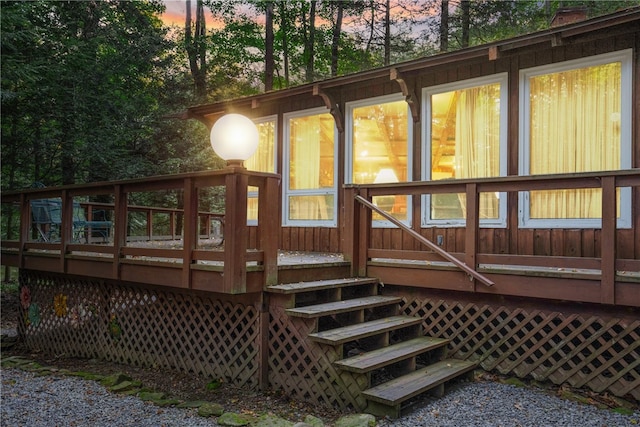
[
  {"left": 265, "top": 1, "right": 274, "bottom": 91},
  {"left": 461, "top": 0, "right": 470, "bottom": 48},
  {"left": 305, "top": 0, "right": 316, "bottom": 82},
  {"left": 331, "top": 1, "right": 343, "bottom": 77},
  {"left": 440, "top": 0, "right": 449, "bottom": 52},
  {"left": 185, "top": 0, "right": 207, "bottom": 100},
  {"left": 384, "top": 0, "right": 391, "bottom": 66}
]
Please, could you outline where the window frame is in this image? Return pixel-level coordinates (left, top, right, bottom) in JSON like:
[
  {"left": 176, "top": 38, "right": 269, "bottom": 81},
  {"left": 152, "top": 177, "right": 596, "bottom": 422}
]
[
  {"left": 345, "top": 93, "right": 413, "bottom": 228},
  {"left": 421, "top": 73, "right": 508, "bottom": 228},
  {"left": 246, "top": 115, "right": 278, "bottom": 226},
  {"left": 518, "top": 49, "right": 632, "bottom": 229},
  {"left": 282, "top": 106, "right": 338, "bottom": 227}
]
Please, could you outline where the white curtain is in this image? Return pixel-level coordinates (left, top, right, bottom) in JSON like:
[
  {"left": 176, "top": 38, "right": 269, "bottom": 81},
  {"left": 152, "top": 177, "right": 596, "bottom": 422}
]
[
  {"left": 528, "top": 62, "right": 621, "bottom": 218},
  {"left": 454, "top": 84, "right": 501, "bottom": 218}
]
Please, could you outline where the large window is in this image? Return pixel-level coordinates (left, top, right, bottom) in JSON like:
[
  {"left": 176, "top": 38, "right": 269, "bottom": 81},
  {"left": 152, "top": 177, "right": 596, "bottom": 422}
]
[
  {"left": 422, "top": 74, "right": 508, "bottom": 227},
  {"left": 283, "top": 108, "right": 337, "bottom": 226},
  {"left": 346, "top": 95, "right": 411, "bottom": 225},
  {"left": 245, "top": 116, "right": 277, "bottom": 224},
  {"left": 519, "top": 50, "right": 632, "bottom": 228}
]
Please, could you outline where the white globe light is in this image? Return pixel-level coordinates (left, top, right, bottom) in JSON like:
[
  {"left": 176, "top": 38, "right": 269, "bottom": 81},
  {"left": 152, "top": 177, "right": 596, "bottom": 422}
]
[{"left": 210, "top": 114, "right": 259, "bottom": 166}]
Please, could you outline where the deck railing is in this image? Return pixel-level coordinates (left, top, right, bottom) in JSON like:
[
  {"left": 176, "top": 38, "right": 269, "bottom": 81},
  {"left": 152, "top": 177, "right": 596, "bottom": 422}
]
[
  {"left": 1, "top": 168, "right": 281, "bottom": 294},
  {"left": 343, "top": 169, "right": 640, "bottom": 306}
]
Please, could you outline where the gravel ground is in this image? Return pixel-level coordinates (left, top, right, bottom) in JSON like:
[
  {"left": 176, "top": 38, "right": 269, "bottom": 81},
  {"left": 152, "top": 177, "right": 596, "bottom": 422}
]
[{"left": 2, "top": 367, "right": 638, "bottom": 427}]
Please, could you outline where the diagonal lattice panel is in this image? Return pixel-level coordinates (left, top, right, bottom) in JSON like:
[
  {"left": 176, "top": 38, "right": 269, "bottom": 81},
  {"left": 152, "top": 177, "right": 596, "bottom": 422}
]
[
  {"left": 18, "top": 270, "right": 260, "bottom": 390},
  {"left": 397, "top": 294, "right": 640, "bottom": 401},
  {"left": 267, "top": 305, "right": 367, "bottom": 411}
]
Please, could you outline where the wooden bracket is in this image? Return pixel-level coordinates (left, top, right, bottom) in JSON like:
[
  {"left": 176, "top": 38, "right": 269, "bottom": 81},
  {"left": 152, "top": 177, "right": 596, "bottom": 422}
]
[
  {"left": 390, "top": 68, "right": 420, "bottom": 122},
  {"left": 488, "top": 46, "right": 500, "bottom": 61},
  {"left": 313, "top": 85, "right": 344, "bottom": 132}
]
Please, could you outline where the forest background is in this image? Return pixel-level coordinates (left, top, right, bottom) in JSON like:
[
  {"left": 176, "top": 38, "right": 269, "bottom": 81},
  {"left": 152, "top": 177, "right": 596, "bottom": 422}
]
[{"left": 2, "top": 0, "right": 638, "bottom": 196}]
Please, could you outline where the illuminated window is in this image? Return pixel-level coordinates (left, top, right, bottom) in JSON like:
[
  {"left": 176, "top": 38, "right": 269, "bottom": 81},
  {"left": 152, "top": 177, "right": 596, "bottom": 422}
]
[
  {"left": 346, "top": 95, "right": 411, "bottom": 225},
  {"left": 245, "top": 116, "right": 277, "bottom": 224},
  {"left": 422, "top": 74, "right": 507, "bottom": 227},
  {"left": 519, "top": 50, "right": 632, "bottom": 228},
  {"left": 283, "top": 108, "right": 337, "bottom": 226}
]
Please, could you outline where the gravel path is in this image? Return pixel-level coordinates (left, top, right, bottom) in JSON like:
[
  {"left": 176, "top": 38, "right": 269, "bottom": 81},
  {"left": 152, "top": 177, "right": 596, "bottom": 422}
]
[{"left": 2, "top": 368, "right": 638, "bottom": 427}]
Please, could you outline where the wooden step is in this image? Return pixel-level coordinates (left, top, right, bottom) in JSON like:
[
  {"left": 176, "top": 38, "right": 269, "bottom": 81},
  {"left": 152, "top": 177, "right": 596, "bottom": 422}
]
[
  {"left": 267, "top": 277, "right": 378, "bottom": 294},
  {"left": 363, "top": 359, "right": 476, "bottom": 410},
  {"left": 334, "top": 336, "right": 449, "bottom": 374},
  {"left": 308, "top": 316, "right": 422, "bottom": 345},
  {"left": 286, "top": 295, "right": 401, "bottom": 318}
]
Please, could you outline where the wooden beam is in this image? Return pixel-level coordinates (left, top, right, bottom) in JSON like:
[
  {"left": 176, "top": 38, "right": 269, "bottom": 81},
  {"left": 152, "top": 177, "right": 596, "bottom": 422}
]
[
  {"left": 390, "top": 68, "right": 420, "bottom": 121},
  {"left": 600, "top": 176, "right": 616, "bottom": 305},
  {"left": 488, "top": 46, "right": 500, "bottom": 60},
  {"left": 465, "top": 183, "right": 479, "bottom": 292},
  {"left": 112, "top": 185, "right": 127, "bottom": 281},
  {"left": 182, "top": 177, "right": 197, "bottom": 289},
  {"left": 313, "top": 85, "right": 344, "bottom": 132}
]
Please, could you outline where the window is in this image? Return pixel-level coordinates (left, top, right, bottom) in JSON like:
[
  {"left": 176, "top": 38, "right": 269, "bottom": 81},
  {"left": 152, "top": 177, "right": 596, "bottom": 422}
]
[
  {"left": 422, "top": 74, "right": 508, "bottom": 227},
  {"left": 283, "top": 108, "right": 337, "bottom": 226},
  {"left": 519, "top": 50, "right": 632, "bottom": 228},
  {"left": 245, "top": 116, "right": 277, "bottom": 224},
  {"left": 346, "top": 94, "right": 412, "bottom": 226}
]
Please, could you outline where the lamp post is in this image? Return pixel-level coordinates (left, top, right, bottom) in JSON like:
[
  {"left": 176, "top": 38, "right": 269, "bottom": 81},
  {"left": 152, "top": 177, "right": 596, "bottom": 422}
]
[
  {"left": 208, "top": 113, "right": 259, "bottom": 293},
  {"left": 210, "top": 113, "right": 259, "bottom": 168}
]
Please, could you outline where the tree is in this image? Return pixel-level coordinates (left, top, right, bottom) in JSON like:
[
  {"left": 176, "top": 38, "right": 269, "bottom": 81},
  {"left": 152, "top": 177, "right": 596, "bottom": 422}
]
[
  {"left": 440, "top": 0, "right": 449, "bottom": 51},
  {"left": 265, "top": 1, "right": 275, "bottom": 90},
  {"left": 304, "top": 1, "right": 317, "bottom": 82},
  {"left": 1, "top": 0, "right": 168, "bottom": 187},
  {"left": 185, "top": 0, "right": 208, "bottom": 100}
]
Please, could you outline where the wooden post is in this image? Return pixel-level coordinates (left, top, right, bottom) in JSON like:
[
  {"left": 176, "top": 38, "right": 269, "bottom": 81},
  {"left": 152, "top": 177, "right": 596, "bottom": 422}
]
[
  {"left": 465, "top": 183, "right": 479, "bottom": 291},
  {"left": 60, "top": 190, "right": 73, "bottom": 273},
  {"left": 259, "top": 175, "right": 280, "bottom": 288},
  {"left": 182, "top": 178, "right": 198, "bottom": 289},
  {"left": 343, "top": 186, "right": 358, "bottom": 276},
  {"left": 146, "top": 209, "right": 153, "bottom": 241},
  {"left": 600, "top": 176, "right": 616, "bottom": 305},
  {"left": 223, "top": 170, "right": 249, "bottom": 294},
  {"left": 357, "top": 188, "right": 371, "bottom": 277},
  {"left": 257, "top": 295, "right": 269, "bottom": 391},
  {"left": 112, "top": 185, "right": 127, "bottom": 281},
  {"left": 18, "top": 194, "right": 29, "bottom": 270},
  {"left": 170, "top": 211, "right": 176, "bottom": 240}
]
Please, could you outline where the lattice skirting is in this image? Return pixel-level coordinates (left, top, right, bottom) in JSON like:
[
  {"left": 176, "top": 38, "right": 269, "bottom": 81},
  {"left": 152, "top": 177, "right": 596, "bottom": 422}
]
[
  {"left": 268, "top": 305, "right": 368, "bottom": 411},
  {"left": 17, "top": 270, "right": 260, "bottom": 389},
  {"left": 393, "top": 287, "right": 640, "bottom": 401}
]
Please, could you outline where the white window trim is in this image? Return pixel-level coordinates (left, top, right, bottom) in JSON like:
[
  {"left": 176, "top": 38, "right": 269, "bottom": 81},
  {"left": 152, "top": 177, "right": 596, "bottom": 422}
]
[
  {"left": 247, "top": 115, "right": 278, "bottom": 226},
  {"left": 345, "top": 93, "right": 413, "bottom": 228},
  {"left": 518, "top": 49, "right": 632, "bottom": 229},
  {"left": 283, "top": 106, "right": 338, "bottom": 227},
  {"left": 421, "top": 73, "right": 508, "bottom": 228}
]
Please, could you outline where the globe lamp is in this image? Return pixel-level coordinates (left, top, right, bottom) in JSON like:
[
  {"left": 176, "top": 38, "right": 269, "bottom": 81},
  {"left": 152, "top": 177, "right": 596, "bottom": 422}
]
[{"left": 210, "top": 113, "right": 259, "bottom": 168}]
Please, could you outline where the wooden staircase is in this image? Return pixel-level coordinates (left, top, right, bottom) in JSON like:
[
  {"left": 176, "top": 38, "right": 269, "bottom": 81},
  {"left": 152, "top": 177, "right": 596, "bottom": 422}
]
[{"left": 267, "top": 277, "right": 477, "bottom": 418}]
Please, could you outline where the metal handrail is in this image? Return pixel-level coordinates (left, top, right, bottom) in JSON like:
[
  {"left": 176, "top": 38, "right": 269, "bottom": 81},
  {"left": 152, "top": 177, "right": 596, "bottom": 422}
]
[{"left": 354, "top": 194, "right": 495, "bottom": 287}]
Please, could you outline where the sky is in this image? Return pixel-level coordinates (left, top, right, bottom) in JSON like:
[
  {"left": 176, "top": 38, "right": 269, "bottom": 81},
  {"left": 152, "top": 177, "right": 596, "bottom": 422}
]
[{"left": 162, "top": 1, "right": 196, "bottom": 27}]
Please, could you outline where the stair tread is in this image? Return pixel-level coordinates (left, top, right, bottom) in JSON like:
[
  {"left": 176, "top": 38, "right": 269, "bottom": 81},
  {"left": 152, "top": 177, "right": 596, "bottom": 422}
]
[
  {"left": 286, "top": 295, "right": 402, "bottom": 318},
  {"left": 267, "top": 277, "right": 378, "bottom": 294},
  {"left": 309, "top": 316, "right": 422, "bottom": 345},
  {"left": 363, "top": 359, "right": 477, "bottom": 406},
  {"left": 335, "top": 336, "right": 450, "bottom": 373}
]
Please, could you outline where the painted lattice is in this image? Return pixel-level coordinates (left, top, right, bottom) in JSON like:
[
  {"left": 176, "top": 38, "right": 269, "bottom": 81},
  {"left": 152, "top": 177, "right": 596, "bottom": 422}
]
[
  {"left": 268, "top": 305, "right": 368, "bottom": 411},
  {"left": 398, "top": 294, "right": 640, "bottom": 401},
  {"left": 18, "top": 270, "right": 260, "bottom": 389}
]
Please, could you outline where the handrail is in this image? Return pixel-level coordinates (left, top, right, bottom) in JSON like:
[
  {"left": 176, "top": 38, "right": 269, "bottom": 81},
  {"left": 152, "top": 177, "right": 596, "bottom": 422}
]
[{"left": 354, "top": 194, "right": 496, "bottom": 287}]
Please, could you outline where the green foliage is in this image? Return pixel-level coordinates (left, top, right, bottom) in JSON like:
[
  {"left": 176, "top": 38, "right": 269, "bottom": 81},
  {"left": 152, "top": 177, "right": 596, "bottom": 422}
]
[
  {"left": 1, "top": 0, "right": 170, "bottom": 189},
  {"left": 2, "top": 0, "right": 638, "bottom": 201}
]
